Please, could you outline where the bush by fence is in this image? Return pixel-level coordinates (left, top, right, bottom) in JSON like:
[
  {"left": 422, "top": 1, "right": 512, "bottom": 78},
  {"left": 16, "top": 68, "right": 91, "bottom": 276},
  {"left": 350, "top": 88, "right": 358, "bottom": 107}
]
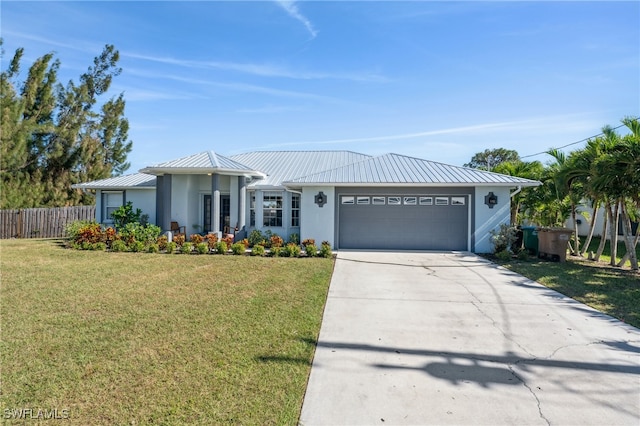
[{"left": 0, "top": 206, "right": 95, "bottom": 239}]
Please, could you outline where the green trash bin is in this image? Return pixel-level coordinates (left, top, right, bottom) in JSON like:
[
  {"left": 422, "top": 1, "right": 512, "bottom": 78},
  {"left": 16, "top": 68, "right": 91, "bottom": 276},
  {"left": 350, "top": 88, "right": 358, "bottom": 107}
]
[{"left": 522, "top": 226, "right": 539, "bottom": 255}]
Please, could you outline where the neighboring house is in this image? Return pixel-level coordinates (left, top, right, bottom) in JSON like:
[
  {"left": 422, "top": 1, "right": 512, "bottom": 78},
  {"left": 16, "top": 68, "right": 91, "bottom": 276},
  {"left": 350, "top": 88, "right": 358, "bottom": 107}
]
[{"left": 73, "top": 150, "right": 540, "bottom": 253}]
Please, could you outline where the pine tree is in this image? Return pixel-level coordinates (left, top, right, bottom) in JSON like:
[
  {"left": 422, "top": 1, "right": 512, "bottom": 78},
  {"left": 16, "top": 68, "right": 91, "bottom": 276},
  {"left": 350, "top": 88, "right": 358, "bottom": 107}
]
[{"left": 0, "top": 41, "right": 132, "bottom": 208}]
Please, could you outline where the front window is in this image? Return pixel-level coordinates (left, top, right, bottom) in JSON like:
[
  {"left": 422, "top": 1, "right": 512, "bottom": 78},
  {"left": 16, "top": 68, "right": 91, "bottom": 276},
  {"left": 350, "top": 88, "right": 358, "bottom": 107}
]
[
  {"left": 263, "top": 191, "right": 283, "bottom": 227},
  {"left": 291, "top": 194, "right": 300, "bottom": 227},
  {"left": 103, "top": 191, "right": 123, "bottom": 224},
  {"left": 249, "top": 191, "right": 256, "bottom": 226}
]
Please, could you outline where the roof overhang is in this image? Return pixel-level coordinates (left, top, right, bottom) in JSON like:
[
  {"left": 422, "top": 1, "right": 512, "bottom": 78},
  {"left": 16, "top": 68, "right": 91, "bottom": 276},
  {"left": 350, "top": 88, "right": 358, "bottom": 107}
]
[
  {"left": 138, "top": 167, "right": 265, "bottom": 178},
  {"left": 283, "top": 181, "right": 542, "bottom": 189}
]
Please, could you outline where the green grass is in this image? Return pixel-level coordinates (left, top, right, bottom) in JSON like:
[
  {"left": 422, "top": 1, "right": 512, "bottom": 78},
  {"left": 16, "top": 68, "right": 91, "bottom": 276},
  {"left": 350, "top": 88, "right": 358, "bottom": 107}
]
[
  {"left": 491, "top": 243, "right": 639, "bottom": 328},
  {"left": 0, "top": 239, "right": 334, "bottom": 425},
  {"left": 577, "top": 236, "right": 640, "bottom": 268}
]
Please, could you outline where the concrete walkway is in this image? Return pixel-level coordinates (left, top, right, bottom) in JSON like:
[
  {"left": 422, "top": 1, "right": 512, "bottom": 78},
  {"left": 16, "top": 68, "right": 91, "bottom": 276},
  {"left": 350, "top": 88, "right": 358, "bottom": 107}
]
[{"left": 300, "top": 251, "right": 640, "bottom": 425}]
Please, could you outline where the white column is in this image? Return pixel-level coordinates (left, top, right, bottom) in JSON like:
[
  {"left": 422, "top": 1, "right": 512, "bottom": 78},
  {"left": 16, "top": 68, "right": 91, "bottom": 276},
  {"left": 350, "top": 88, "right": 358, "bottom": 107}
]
[
  {"left": 238, "top": 177, "right": 246, "bottom": 230},
  {"left": 212, "top": 174, "right": 220, "bottom": 236}
]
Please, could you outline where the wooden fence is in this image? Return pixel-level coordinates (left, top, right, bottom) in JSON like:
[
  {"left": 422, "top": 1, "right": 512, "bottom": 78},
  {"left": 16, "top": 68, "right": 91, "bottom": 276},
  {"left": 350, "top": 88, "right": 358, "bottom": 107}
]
[{"left": 0, "top": 206, "right": 95, "bottom": 239}]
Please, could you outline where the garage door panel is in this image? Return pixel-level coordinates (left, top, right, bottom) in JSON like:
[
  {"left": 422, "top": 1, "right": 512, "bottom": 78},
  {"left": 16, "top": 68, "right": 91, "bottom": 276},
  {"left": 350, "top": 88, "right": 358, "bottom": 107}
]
[{"left": 338, "top": 194, "right": 468, "bottom": 250}]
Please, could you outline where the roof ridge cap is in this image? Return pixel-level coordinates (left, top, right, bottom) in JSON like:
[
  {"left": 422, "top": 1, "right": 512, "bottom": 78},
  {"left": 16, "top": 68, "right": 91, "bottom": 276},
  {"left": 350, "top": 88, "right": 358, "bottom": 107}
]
[{"left": 207, "top": 151, "right": 220, "bottom": 168}]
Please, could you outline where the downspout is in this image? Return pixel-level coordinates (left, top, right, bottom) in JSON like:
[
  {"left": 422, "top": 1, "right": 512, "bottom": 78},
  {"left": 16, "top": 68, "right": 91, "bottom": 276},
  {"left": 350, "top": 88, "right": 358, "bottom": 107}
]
[{"left": 510, "top": 185, "right": 522, "bottom": 198}]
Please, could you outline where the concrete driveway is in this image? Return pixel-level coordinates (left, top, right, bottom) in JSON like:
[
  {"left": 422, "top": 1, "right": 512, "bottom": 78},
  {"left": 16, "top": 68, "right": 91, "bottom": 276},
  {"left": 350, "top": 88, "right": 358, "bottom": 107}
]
[{"left": 300, "top": 251, "right": 640, "bottom": 425}]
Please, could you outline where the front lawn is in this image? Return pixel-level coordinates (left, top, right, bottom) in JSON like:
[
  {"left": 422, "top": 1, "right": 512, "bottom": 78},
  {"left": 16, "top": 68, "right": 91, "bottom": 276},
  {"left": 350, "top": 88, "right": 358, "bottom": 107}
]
[{"left": 0, "top": 239, "right": 333, "bottom": 425}]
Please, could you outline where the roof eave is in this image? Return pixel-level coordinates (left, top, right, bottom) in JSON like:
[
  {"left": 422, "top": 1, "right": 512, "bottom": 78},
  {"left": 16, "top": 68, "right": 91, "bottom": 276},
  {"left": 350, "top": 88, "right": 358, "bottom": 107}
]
[
  {"left": 139, "top": 167, "right": 265, "bottom": 178},
  {"left": 283, "top": 181, "right": 541, "bottom": 188}
]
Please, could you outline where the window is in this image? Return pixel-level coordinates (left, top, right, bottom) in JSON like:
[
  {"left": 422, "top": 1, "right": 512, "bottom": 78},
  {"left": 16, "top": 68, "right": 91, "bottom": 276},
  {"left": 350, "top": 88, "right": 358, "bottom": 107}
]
[
  {"left": 291, "top": 194, "right": 300, "bottom": 227},
  {"left": 403, "top": 196, "right": 417, "bottom": 205},
  {"left": 263, "top": 191, "right": 283, "bottom": 227},
  {"left": 419, "top": 196, "right": 433, "bottom": 206},
  {"left": 372, "top": 196, "right": 385, "bottom": 205},
  {"left": 103, "top": 191, "right": 123, "bottom": 223},
  {"left": 249, "top": 191, "right": 256, "bottom": 226},
  {"left": 388, "top": 196, "right": 401, "bottom": 205},
  {"left": 341, "top": 196, "right": 355, "bottom": 205},
  {"left": 435, "top": 197, "right": 449, "bottom": 206},
  {"left": 357, "top": 196, "right": 370, "bottom": 205},
  {"left": 451, "top": 196, "right": 466, "bottom": 206}
]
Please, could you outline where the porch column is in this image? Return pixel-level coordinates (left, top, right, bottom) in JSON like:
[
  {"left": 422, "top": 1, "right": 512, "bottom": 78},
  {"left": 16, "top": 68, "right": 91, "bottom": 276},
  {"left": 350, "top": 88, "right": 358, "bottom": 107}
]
[
  {"left": 156, "top": 174, "right": 172, "bottom": 231},
  {"left": 211, "top": 173, "right": 220, "bottom": 235},
  {"left": 238, "top": 177, "right": 246, "bottom": 231}
]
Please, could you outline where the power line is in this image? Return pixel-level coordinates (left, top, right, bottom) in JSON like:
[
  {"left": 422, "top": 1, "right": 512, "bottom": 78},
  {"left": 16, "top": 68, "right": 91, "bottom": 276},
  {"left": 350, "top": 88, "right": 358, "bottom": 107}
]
[{"left": 520, "top": 117, "right": 639, "bottom": 159}]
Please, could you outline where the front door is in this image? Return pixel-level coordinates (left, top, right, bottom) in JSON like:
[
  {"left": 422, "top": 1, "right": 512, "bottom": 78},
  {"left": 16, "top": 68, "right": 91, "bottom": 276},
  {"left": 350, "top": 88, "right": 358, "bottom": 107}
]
[{"left": 203, "top": 195, "right": 230, "bottom": 233}]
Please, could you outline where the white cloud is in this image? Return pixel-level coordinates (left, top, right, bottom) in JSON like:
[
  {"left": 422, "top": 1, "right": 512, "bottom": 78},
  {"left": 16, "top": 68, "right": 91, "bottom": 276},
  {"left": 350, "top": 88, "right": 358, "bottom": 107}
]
[
  {"left": 123, "top": 52, "right": 384, "bottom": 82},
  {"left": 274, "top": 0, "right": 318, "bottom": 39}
]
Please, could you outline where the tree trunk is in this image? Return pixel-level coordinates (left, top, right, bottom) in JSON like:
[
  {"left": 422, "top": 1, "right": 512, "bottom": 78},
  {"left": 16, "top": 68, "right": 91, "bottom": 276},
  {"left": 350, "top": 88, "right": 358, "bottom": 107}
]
[
  {"left": 580, "top": 201, "right": 599, "bottom": 257},
  {"left": 594, "top": 208, "right": 608, "bottom": 262},
  {"left": 617, "top": 204, "right": 639, "bottom": 270},
  {"left": 571, "top": 202, "right": 580, "bottom": 256},
  {"left": 609, "top": 202, "right": 620, "bottom": 266},
  {"left": 617, "top": 228, "right": 639, "bottom": 267}
]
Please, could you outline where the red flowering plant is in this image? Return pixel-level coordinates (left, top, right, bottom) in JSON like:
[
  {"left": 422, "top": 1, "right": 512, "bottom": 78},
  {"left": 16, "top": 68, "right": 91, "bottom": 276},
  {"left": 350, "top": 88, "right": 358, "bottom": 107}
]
[
  {"left": 270, "top": 235, "right": 284, "bottom": 248},
  {"left": 172, "top": 233, "right": 185, "bottom": 246},
  {"left": 190, "top": 234, "right": 204, "bottom": 245},
  {"left": 222, "top": 234, "right": 234, "bottom": 247},
  {"left": 206, "top": 233, "right": 218, "bottom": 250}
]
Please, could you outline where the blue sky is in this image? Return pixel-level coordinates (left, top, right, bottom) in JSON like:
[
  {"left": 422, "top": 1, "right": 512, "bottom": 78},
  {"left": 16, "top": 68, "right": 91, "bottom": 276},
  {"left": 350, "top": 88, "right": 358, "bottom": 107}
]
[{"left": 2, "top": 1, "right": 639, "bottom": 174}]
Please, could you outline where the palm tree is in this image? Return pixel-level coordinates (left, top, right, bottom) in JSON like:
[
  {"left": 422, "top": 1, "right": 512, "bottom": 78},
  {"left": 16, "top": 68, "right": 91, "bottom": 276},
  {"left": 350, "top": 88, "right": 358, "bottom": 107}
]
[
  {"left": 547, "top": 148, "right": 585, "bottom": 255},
  {"left": 492, "top": 160, "right": 544, "bottom": 224},
  {"left": 591, "top": 118, "right": 639, "bottom": 270}
]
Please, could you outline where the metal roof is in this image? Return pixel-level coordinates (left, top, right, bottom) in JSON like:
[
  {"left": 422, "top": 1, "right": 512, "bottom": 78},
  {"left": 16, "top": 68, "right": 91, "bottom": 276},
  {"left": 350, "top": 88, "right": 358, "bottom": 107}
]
[
  {"left": 139, "top": 151, "right": 263, "bottom": 176},
  {"left": 284, "top": 153, "right": 541, "bottom": 187},
  {"left": 74, "top": 151, "right": 541, "bottom": 190},
  {"left": 230, "top": 151, "right": 372, "bottom": 187},
  {"left": 72, "top": 173, "right": 156, "bottom": 190}
]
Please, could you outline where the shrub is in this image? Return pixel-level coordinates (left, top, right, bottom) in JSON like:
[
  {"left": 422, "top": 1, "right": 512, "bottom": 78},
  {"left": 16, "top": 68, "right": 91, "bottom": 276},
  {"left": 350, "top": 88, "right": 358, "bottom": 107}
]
[
  {"left": 111, "top": 201, "right": 142, "bottom": 230},
  {"left": 166, "top": 241, "right": 177, "bottom": 254},
  {"left": 490, "top": 224, "right": 518, "bottom": 254},
  {"left": 270, "top": 246, "right": 283, "bottom": 257},
  {"left": 496, "top": 249, "right": 512, "bottom": 261},
  {"left": 76, "top": 222, "right": 104, "bottom": 244},
  {"left": 251, "top": 245, "right": 265, "bottom": 257},
  {"left": 284, "top": 243, "right": 301, "bottom": 258},
  {"left": 222, "top": 235, "right": 234, "bottom": 247},
  {"left": 129, "top": 241, "right": 145, "bottom": 253},
  {"left": 103, "top": 227, "right": 116, "bottom": 248},
  {"left": 206, "top": 233, "right": 218, "bottom": 250},
  {"left": 111, "top": 239, "right": 128, "bottom": 252},
  {"left": 216, "top": 241, "right": 228, "bottom": 254},
  {"left": 157, "top": 235, "right": 168, "bottom": 251},
  {"left": 65, "top": 220, "right": 95, "bottom": 241},
  {"left": 320, "top": 242, "right": 333, "bottom": 258},
  {"left": 248, "top": 229, "right": 264, "bottom": 247},
  {"left": 173, "top": 234, "right": 185, "bottom": 246},
  {"left": 289, "top": 233, "right": 300, "bottom": 245},
  {"left": 196, "top": 242, "right": 209, "bottom": 254},
  {"left": 230, "top": 242, "right": 246, "bottom": 255},
  {"left": 305, "top": 244, "right": 317, "bottom": 257},
  {"left": 190, "top": 234, "right": 204, "bottom": 245},
  {"left": 119, "top": 222, "right": 162, "bottom": 246},
  {"left": 516, "top": 250, "right": 529, "bottom": 261},
  {"left": 80, "top": 241, "right": 106, "bottom": 251},
  {"left": 302, "top": 238, "right": 315, "bottom": 247},
  {"left": 181, "top": 242, "right": 193, "bottom": 254},
  {"left": 240, "top": 238, "right": 250, "bottom": 248},
  {"left": 270, "top": 235, "right": 284, "bottom": 248},
  {"left": 147, "top": 244, "right": 160, "bottom": 254}
]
